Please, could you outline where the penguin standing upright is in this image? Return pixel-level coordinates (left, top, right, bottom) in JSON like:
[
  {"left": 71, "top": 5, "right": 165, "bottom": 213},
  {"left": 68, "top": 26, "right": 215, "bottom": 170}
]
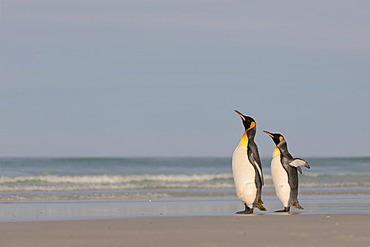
[
  {"left": 264, "top": 131, "right": 310, "bottom": 212},
  {"left": 232, "top": 110, "right": 266, "bottom": 214}
]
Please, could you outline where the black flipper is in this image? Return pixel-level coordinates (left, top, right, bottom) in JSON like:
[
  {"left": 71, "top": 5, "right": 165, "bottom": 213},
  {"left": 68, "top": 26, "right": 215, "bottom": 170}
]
[
  {"left": 249, "top": 145, "right": 264, "bottom": 186},
  {"left": 289, "top": 158, "right": 310, "bottom": 169}
]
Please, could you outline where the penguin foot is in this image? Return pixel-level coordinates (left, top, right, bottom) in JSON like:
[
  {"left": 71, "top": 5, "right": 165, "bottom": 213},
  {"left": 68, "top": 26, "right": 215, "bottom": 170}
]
[
  {"left": 236, "top": 205, "right": 254, "bottom": 214},
  {"left": 293, "top": 204, "right": 304, "bottom": 210},
  {"left": 274, "top": 207, "right": 290, "bottom": 213},
  {"left": 256, "top": 202, "right": 267, "bottom": 211},
  {"left": 236, "top": 209, "right": 253, "bottom": 214}
]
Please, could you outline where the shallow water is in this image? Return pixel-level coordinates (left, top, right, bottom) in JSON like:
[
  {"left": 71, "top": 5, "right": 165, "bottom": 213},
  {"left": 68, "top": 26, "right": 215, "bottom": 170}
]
[
  {"left": 0, "top": 194, "right": 369, "bottom": 222},
  {"left": 0, "top": 157, "right": 369, "bottom": 221}
]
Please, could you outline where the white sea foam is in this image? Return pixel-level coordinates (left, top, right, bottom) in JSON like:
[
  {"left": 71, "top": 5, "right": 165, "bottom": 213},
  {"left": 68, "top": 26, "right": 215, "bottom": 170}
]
[
  {"left": 0, "top": 172, "right": 368, "bottom": 193},
  {"left": 300, "top": 172, "right": 370, "bottom": 178},
  {"left": 0, "top": 174, "right": 235, "bottom": 192},
  {"left": 1, "top": 172, "right": 367, "bottom": 184},
  {"left": 0, "top": 174, "right": 233, "bottom": 184}
]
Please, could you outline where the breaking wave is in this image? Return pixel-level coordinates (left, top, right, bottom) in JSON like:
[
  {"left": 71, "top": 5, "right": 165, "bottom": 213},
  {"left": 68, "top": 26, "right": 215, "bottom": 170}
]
[
  {"left": 0, "top": 172, "right": 369, "bottom": 192},
  {"left": 0, "top": 174, "right": 234, "bottom": 192}
]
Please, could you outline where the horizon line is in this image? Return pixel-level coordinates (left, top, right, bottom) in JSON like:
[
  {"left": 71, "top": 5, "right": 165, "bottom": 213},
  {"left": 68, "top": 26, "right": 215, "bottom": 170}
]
[{"left": 0, "top": 155, "right": 368, "bottom": 159}]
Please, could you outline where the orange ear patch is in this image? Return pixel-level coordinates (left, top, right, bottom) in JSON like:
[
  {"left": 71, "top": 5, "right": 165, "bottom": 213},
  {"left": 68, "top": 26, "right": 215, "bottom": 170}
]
[{"left": 279, "top": 136, "right": 284, "bottom": 142}]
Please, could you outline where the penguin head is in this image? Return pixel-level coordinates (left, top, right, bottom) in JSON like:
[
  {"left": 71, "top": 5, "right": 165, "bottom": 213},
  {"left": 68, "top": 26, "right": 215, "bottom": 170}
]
[
  {"left": 234, "top": 110, "right": 256, "bottom": 133},
  {"left": 263, "top": 131, "right": 284, "bottom": 146}
]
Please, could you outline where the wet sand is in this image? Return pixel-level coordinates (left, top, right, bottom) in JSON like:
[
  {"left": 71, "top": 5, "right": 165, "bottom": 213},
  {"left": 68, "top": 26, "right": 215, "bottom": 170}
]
[{"left": 1, "top": 214, "right": 369, "bottom": 247}]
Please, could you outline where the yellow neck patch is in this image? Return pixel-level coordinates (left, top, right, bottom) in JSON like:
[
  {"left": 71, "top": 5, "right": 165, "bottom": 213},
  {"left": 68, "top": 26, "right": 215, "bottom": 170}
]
[
  {"left": 239, "top": 131, "right": 249, "bottom": 147},
  {"left": 273, "top": 147, "right": 281, "bottom": 158}
]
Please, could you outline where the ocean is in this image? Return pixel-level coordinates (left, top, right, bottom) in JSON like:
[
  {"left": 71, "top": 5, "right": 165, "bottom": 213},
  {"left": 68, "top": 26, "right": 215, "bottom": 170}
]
[{"left": 0, "top": 157, "right": 369, "bottom": 221}]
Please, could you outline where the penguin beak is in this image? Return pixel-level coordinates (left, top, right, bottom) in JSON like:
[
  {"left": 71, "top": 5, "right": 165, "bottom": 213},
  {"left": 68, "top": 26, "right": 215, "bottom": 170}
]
[
  {"left": 234, "top": 110, "right": 246, "bottom": 121},
  {"left": 263, "top": 130, "right": 274, "bottom": 138}
]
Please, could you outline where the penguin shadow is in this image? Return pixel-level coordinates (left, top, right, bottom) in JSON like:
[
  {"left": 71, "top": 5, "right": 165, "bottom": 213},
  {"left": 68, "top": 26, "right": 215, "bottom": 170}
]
[
  {"left": 234, "top": 213, "right": 261, "bottom": 217},
  {"left": 272, "top": 211, "right": 303, "bottom": 216},
  {"left": 233, "top": 210, "right": 304, "bottom": 216},
  {"left": 272, "top": 212, "right": 291, "bottom": 216}
]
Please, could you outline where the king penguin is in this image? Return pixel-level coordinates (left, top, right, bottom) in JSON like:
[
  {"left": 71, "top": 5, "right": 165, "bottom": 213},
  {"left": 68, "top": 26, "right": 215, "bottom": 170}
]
[
  {"left": 232, "top": 110, "right": 266, "bottom": 214},
  {"left": 264, "top": 131, "right": 310, "bottom": 212}
]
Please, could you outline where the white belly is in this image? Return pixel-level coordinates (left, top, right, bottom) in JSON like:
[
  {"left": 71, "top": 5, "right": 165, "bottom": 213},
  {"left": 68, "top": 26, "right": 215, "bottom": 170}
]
[
  {"left": 271, "top": 156, "right": 290, "bottom": 207},
  {"left": 232, "top": 146, "right": 257, "bottom": 208}
]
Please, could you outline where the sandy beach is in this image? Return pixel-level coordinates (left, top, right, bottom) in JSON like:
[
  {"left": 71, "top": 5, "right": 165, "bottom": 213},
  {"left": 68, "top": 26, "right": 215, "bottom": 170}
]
[{"left": 1, "top": 214, "right": 369, "bottom": 247}]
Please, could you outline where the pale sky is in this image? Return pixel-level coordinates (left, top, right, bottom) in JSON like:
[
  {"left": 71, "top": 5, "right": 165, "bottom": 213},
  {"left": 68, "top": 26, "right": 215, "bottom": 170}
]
[{"left": 0, "top": 0, "right": 369, "bottom": 157}]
